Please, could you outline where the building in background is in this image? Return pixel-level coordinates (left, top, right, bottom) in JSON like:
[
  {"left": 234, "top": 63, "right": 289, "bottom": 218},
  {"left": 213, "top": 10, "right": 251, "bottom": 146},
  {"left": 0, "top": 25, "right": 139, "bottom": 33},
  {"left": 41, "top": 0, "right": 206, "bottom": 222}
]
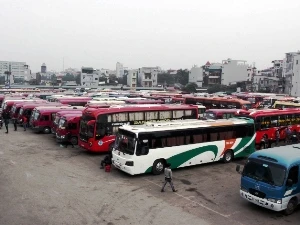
[
  {"left": 116, "top": 62, "right": 124, "bottom": 78},
  {"left": 221, "top": 59, "right": 249, "bottom": 85},
  {"left": 41, "top": 63, "right": 47, "bottom": 73},
  {"left": 80, "top": 67, "right": 98, "bottom": 88},
  {"left": 289, "top": 53, "right": 300, "bottom": 96},
  {"left": 127, "top": 69, "right": 138, "bottom": 88},
  {"left": 189, "top": 65, "right": 203, "bottom": 87},
  {"left": 0, "top": 61, "right": 31, "bottom": 84},
  {"left": 283, "top": 51, "right": 300, "bottom": 95},
  {"left": 138, "top": 66, "right": 161, "bottom": 87}
]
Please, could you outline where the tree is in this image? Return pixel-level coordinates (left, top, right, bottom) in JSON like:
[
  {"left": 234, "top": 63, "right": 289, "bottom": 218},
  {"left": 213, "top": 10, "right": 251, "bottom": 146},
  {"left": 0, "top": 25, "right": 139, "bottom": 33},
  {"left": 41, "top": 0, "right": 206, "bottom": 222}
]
[
  {"left": 108, "top": 74, "right": 117, "bottom": 85},
  {"left": 176, "top": 69, "right": 189, "bottom": 86},
  {"left": 62, "top": 73, "right": 75, "bottom": 81},
  {"left": 157, "top": 73, "right": 175, "bottom": 85},
  {"left": 182, "top": 82, "right": 198, "bottom": 93},
  {"left": 75, "top": 74, "right": 81, "bottom": 85},
  {"left": 0, "top": 76, "right": 5, "bottom": 85}
]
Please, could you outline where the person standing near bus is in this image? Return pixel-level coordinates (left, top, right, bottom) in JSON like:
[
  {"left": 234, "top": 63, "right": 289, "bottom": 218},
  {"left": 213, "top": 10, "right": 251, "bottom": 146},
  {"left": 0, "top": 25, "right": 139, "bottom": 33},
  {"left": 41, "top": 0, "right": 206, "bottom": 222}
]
[
  {"left": 285, "top": 127, "right": 291, "bottom": 144},
  {"left": 13, "top": 118, "right": 17, "bottom": 131},
  {"left": 161, "top": 163, "right": 177, "bottom": 192},
  {"left": 275, "top": 129, "right": 280, "bottom": 146},
  {"left": 2, "top": 110, "right": 10, "bottom": 134},
  {"left": 22, "top": 116, "right": 28, "bottom": 131}
]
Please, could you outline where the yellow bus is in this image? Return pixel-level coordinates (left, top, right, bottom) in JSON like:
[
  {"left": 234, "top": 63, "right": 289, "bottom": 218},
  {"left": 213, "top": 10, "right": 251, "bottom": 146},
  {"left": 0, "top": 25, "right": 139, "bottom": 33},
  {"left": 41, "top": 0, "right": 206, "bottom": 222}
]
[{"left": 273, "top": 101, "right": 300, "bottom": 109}]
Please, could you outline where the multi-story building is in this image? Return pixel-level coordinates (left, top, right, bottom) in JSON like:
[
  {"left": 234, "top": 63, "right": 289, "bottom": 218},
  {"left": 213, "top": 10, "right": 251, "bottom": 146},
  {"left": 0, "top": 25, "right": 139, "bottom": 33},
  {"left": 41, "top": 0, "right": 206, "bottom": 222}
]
[
  {"left": 0, "top": 61, "right": 31, "bottom": 84},
  {"left": 127, "top": 69, "right": 138, "bottom": 88},
  {"left": 41, "top": 63, "right": 47, "bottom": 73},
  {"left": 271, "top": 60, "right": 283, "bottom": 78},
  {"left": 283, "top": 52, "right": 300, "bottom": 95},
  {"left": 221, "top": 59, "right": 249, "bottom": 85},
  {"left": 80, "top": 67, "right": 98, "bottom": 88},
  {"left": 189, "top": 65, "right": 203, "bottom": 87},
  {"left": 138, "top": 67, "right": 161, "bottom": 87},
  {"left": 289, "top": 54, "right": 300, "bottom": 96},
  {"left": 116, "top": 62, "right": 124, "bottom": 78}
]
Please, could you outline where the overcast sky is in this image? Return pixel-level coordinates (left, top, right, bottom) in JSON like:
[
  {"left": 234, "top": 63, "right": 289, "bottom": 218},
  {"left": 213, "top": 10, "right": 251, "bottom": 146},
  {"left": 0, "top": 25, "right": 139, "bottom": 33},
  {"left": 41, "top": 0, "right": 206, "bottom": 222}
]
[{"left": 0, "top": 0, "right": 299, "bottom": 72}]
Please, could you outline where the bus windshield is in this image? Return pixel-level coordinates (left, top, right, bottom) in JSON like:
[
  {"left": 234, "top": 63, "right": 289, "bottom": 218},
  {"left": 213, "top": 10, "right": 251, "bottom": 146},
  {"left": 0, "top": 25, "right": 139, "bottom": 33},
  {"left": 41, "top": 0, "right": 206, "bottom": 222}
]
[
  {"left": 243, "top": 159, "right": 286, "bottom": 186},
  {"left": 204, "top": 112, "right": 216, "bottom": 120},
  {"left": 115, "top": 130, "right": 136, "bottom": 155},
  {"left": 58, "top": 119, "right": 67, "bottom": 129},
  {"left": 33, "top": 111, "right": 40, "bottom": 121},
  {"left": 19, "top": 108, "right": 23, "bottom": 116},
  {"left": 79, "top": 116, "right": 95, "bottom": 139}
]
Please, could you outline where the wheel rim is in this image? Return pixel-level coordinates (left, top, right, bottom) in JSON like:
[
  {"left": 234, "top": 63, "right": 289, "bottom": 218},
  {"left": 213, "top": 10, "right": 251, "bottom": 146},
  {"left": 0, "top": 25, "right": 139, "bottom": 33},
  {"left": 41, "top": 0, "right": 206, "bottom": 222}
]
[
  {"left": 44, "top": 128, "right": 50, "bottom": 133},
  {"left": 225, "top": 152, "right": 232, "bottom": 161},
  {"left": 287, "top": 202, "right": 295, "bottom": 212},
  {"left": 156, "top": 162, "right": 163, "bottom": 171},
  {"left": 71, "top": 138, "right": 77, "bottom": 145}
]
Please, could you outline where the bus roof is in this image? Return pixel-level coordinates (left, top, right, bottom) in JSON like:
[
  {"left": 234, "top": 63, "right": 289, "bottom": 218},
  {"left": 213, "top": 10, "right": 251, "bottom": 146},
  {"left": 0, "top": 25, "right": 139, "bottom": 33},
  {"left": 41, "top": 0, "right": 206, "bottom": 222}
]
[
  {"left": 185, "top": 96, "right": 251, "bottom": 104},
  {"left": 249, "top": 144, "right": 300, "bottom": 168},
  {"left": 244, "top": 108, "right": 300, "bottom": 116},
  {"left": 61, "top": 113, "right": 82, "bottom": 120},
  {"left": 84, "top": 104, "right": 198, "bottom": 117},
  {"left": 274, "top": 101, "right": 300, "bottom": 106},
  {"left": 119, "top": 118, "right": 253, "bottom": 134},
  {"left": 205, "top": 108, "right": 244, "bottom": 113},
  {"left": 34, "top": 106, "right": 84, "bottom": 112}
]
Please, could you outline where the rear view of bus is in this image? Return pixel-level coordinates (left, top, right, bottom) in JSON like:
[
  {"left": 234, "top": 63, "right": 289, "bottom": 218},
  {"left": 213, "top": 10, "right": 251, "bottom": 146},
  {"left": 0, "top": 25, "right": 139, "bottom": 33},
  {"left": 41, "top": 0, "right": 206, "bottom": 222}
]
[{"left": 238, "top": 145, "right": 300, "bottom": 215}]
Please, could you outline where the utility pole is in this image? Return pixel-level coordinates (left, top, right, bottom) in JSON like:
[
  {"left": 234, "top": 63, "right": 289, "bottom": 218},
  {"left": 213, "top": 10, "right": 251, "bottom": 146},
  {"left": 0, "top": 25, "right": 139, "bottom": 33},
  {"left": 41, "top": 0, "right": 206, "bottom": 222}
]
[
  {"left": 4, "top": 71, "right": 11, "bottom": 88},
  {"left": 63, "top": 57, "right": 65, "bottom": 72}
]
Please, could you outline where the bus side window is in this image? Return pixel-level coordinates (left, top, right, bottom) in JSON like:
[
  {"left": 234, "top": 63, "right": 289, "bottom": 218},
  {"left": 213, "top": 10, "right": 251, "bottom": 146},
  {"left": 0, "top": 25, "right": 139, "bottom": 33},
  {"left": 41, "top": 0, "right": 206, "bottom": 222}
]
[
  {"left": 287, "top": 166, "right": 299, "bottom": 185},
  {"left": 44, "top": 115, "right": 50, "bottom": 121},
  {"left": 209, "top": 128, "right": 218, "bottom": 141},
  {"left": 270, "top": 116, "right": 278, "bottom": 127}
]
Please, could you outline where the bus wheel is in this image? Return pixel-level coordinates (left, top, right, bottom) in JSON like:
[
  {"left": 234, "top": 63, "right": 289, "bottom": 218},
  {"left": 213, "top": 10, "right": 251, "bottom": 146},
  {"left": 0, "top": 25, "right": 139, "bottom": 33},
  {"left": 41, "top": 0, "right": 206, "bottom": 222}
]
[
  {"left": 223, "top": 150, "right": 233, "bottom": 163},
  {"left": 43, "top": 127, "right": 51, "bottom": 134},
  {"left": 70, "top": 137, "right": 78, "bottom": 145},
  {"left": 284, "top": 199, "right": 297, "bottom": 215},
  {"left": 152, "top": 159, "right": 165, "bottom": 175}
]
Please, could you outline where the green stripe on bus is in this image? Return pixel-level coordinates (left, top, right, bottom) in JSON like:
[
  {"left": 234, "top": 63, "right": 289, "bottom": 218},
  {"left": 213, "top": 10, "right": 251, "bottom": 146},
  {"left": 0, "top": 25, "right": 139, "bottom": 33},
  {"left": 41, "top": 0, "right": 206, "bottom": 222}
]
[
  {"left": 234, "top": 136, "right": 255, "bottom": 158},
  {"left": 145, "top": 145, "right": 218, "bottom": 173}
]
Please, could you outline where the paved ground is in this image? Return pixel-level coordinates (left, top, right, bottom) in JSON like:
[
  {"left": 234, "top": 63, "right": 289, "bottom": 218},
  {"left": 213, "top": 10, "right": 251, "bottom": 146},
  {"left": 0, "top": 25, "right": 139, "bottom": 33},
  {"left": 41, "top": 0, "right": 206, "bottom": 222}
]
[{"left": 0, "top": 125, "right": 299, "bottom": 225}]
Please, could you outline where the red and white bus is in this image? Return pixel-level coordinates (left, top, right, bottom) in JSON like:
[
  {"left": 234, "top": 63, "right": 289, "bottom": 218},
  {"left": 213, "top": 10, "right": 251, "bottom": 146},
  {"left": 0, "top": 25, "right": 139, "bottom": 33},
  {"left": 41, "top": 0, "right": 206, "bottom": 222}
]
[
  {"left": 30, "top": 106, "right": 84, "bottom": 134},
  {"left": 237, "top": 108, "right": 300, "bottom": 148},
  {"left": 204, "top": 109, "right": 247, "bottom": 120},
  {"left": 10, "top": 100, "right": 47, "bottom": 120},
  {"left": 184, "top": 96, "right": 251, "bottom": 110},
  {"left": 57, "top": 98, "right": 92, "bottom": 106},
  {"left": 78, "top": 104, "right": 199, "bottom": 153},
  {"left": 125, "top": 99, "right": 164, "bottom": 104},
  {"left": 18, "top": 102, "right": 64, "bottom": 123},
  {"left": 56, "top": 113, "right": 82, "bottom": 145},
  {"left": 51, "top": 109, "right": 85, "bottom": 135}
]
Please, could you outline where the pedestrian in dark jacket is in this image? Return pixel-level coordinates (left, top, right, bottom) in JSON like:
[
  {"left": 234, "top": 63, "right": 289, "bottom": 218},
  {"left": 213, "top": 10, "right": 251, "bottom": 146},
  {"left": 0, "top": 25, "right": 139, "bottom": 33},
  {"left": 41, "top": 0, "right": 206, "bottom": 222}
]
[
  {"left": 13, "top": 118, "right": 17, "bottom": 131},
  {"left": 64, "top": 132, "right": 74, "bottom": 148},
  {"left": 161, "top": 163, "right": 177, "bottom": 192},
  {"left": 100, "top": 151, "right": 112, "bottom": 169},
  {"left": 2, "top": 110, "right": 10, "bottom": 133}
]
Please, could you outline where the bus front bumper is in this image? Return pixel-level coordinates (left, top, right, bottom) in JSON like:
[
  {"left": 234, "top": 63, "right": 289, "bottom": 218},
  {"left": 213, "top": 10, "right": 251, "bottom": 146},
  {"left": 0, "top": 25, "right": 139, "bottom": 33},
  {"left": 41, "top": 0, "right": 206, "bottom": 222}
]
[
  {"left": 240, "top": 190, "right": 286, "bottom": 212},
  {"left": 31, "top": 126, "right": 44, "bottom": 132},
  {"left": 112, "top": 160, "right": 135, "bottom": 175}
]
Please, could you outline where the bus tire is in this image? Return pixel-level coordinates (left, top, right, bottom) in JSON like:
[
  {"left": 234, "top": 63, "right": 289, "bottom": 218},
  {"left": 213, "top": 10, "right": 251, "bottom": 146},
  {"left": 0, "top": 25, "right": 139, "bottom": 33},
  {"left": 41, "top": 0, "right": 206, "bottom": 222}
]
[
  {"left": 284, "top": 198, "right": 297, "bottom": 215},
  {"left": 152, "top": 159, "right": 165, "bottom": 175},
  {"left": 223, "top": 150, "right": 233, "bottom": 163},
  {"left": 70, "top": 136, "right": 78, "bottom": 145},
  {"left": 43, "top": 127, "right": 51, "bottom": 134}
]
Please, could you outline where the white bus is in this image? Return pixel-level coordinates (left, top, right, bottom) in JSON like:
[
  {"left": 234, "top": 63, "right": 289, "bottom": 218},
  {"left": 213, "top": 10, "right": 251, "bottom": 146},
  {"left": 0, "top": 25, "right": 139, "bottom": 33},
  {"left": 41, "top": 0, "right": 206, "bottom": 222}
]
[{"left": 112, "top": 118, "right": 256, "bottom": 175}]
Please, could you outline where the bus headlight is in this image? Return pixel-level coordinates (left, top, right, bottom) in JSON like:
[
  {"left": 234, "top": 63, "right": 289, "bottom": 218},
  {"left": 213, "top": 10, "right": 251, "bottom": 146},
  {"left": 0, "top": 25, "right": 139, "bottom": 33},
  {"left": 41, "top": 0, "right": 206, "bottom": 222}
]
[
  {"left": 267, "top": 198, "right": 282, "bottom": 204},
  {"left": 125, "top": 161, "right": 134, "bottom": 166}
]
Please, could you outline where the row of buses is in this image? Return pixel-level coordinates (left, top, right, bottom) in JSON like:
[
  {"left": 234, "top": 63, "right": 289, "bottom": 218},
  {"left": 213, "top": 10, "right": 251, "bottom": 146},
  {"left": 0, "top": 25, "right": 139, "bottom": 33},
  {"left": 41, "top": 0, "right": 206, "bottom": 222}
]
[{"left": 2, "top": 90, "right": 300, "bottom": 215}]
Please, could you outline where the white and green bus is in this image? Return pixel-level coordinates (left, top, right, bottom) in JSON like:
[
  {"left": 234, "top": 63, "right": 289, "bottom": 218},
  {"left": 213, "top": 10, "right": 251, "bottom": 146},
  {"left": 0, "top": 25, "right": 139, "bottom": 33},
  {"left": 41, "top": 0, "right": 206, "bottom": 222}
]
[{"left": 112, "top": 118, "right": 256, "bottom": 175}]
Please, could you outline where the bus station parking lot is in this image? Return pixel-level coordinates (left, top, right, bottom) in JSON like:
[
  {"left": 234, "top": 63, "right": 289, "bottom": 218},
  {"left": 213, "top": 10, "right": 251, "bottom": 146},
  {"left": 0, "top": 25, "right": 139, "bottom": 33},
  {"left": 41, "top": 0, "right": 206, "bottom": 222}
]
[{"left": 0, "top": 125, "right": 300, "bottom": 225}]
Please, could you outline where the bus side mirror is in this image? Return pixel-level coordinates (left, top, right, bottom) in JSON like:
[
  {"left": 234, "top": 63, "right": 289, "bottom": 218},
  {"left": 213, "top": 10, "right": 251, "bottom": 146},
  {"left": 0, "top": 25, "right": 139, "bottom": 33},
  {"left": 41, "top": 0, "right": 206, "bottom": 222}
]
[{"left": 286, "top": 179, "right": 293, "bottom": 187}]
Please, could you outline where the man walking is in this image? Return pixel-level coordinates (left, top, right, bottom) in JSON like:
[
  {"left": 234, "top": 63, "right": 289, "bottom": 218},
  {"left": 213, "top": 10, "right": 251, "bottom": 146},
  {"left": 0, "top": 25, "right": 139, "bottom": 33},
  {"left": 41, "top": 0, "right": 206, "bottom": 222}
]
[
  {"left": 22, "top": 116, "right": 28, "bottom": 131},
  {"left": 161, "top": 163, "right": 177, "bottom": 192},
  {"left": 2, "top": 110, "right": 10, "bottom": 134},
  {"left": 13, "top": 118, "right": 17, "bottom": 131}
]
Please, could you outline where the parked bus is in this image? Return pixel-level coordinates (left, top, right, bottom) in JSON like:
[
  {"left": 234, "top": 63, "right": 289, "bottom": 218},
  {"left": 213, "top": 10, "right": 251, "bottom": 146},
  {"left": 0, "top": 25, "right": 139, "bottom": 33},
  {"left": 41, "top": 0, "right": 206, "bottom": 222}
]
[
  {"left": 18, "top": 102, "right": 64, "bottom": 123},
  {"left": 10, "top": 100, "right": 47, "bottom": 120},
  {"left": 0, "top": 94, "right": 5, "bottom": 108},
  {"left": 112, "top": 117, "right": 255, "bottom": 175},
  {"left": 2, "top": 98, "right": 39, "bottom": 112},
  {"left": 125, "top": 99, "right": 164, "bottom": 104},
  {"left": 31, "top": 106, "right": 84, "bottom": 134},
  {"left": 78, "top": 104, "right": 199, "bottom": 153},
  {"left": 87, "top": 100, "right": 126, "bottom": 105},
  {"left": 184, "top": 96, "right": 251, "bottom": 110},
  {"left": 273, "top": 101, "right": 300, "bottom": 109},
  {"left": 56, "top": 113, "right": 82, "bottom": 145},
  {"left": 204, "top": 109, "right": 246, "bottom": 120},
  {"left": 236, "top": 144, "right": 300, "bottom": 215},
  {"left": 237, "top": 108, "right": 300, "bottom": 148},
  {"left": 51, "top": 109, "right": 85, "bottom": 135}
]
